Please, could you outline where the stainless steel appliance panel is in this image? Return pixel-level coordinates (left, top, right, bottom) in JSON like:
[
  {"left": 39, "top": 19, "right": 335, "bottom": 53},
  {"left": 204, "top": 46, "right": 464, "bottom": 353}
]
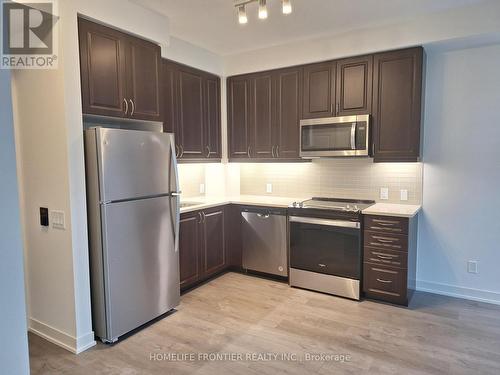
[
  {"left": 95, "top": 128, "right": 174, "bottom": 202},
  {"left": 242, "top": 209, "right": 288, "bottom": 277},
  {"left": 290, "top": 268, "right": 360, "bottom": 300},
  {"left": 300, "top": 115, "right": 370, "bottom": 158},
  {"left": 101, "top": 196, "right": 180, "bottom": 340}
]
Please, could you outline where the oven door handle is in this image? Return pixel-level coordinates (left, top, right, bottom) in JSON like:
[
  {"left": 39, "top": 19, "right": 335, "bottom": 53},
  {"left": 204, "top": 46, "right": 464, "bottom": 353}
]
[
  {"left": 350, "top": 123, "right": 356, "bottom": 150},
  {"left": 289, "top": 216, "right": 360, "bottom": 229}
]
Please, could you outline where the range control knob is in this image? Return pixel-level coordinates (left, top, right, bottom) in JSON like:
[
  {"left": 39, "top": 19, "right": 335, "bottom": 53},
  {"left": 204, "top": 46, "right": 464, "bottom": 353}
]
[{"left": 354, "top": 205, "right": 359, "bottom": 211}]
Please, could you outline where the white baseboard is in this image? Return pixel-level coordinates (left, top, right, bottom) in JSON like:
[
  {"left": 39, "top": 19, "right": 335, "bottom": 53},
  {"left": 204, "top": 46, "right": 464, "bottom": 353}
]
[
  {"left": 416, "top": 280, "right": 500, "bottom": 306},
  {"left": 29, "top": 318, "right": 96, "bottom": 354}
]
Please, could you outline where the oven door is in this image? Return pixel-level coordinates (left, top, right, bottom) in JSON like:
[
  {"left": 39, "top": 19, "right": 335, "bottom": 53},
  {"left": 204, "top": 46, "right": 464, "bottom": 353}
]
[
  {"left": 289, "top": 216, "right": 361, "bottom": 280},
  {"left": 300, "top": 115, "right": 369, "bottom": 157}
]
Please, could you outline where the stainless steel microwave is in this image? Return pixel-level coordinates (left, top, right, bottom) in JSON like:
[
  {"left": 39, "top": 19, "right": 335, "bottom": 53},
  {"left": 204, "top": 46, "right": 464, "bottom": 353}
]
[{"left": 300, "top": 115, "right": 370, "bottom": 158}]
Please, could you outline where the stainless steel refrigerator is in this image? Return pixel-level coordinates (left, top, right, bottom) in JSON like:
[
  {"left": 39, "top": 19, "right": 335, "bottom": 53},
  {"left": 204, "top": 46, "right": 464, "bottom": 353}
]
[{"left": 84, "top": 127, "right": 181, "bottom": 343}]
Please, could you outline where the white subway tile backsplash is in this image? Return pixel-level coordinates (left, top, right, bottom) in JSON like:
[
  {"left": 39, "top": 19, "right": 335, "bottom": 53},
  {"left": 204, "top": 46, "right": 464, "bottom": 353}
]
[{"left": 240, "top": 159, "right": 423, "bottom": 204}]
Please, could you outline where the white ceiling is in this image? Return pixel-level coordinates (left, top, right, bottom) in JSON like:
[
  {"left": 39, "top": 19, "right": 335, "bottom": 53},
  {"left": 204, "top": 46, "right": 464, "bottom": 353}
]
[{"left": 132, "top": 0, "right": 485, "bottom": 56}]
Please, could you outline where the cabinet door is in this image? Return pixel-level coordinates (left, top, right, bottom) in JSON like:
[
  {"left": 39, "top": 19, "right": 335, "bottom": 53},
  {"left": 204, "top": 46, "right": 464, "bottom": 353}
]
[
  {"left": 161, "top": 60, "right": 177, "bottom": 134},
  {"left": 336, "top": 55, "right": 373, "bottom": 116},
  {"left": 126, "top": 37, "right": 161, "bottom": 121},
  {"left": 78, "top": 18, "right": 127, "bottom": 118},
  {"left": 177, "top": 66, "right": 205, "bottom": 159},
  {"left": 179, "top": 213, "right": 202, "bottom": 289},
  {"left": 204, "top": 75, "right": 222, "bottom": 159},
  {"left": 202, "top": 208, "right": 226, "bottom": 277},
  {"left": 303, "top": 62, "right": 335, "bottom": 119},
  {"left": 276, "top": 67, "right": 303, "bottom": 159},
  {"left": 250, "top": 73, "right": 274, "bottom": 159},
  {"left": 227, "top": 77, "right": 251, "bottom": 159},
  {"left": 372, "top": 48, "right": 423, "bottom": 162}
]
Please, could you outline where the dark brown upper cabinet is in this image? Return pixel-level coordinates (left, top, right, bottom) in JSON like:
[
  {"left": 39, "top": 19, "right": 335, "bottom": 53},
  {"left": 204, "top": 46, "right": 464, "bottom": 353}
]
[
  {"left": 275, "top": 67, "right": 303, "bottom": 159},
  {"left": 250, "top": 72, "right": 275, "bottom": 159},
  {"left": 126, "top": 37, "right": 161, "bottom": 121},
  {"left": 336, "top": 55, "right": 373, "bottom": 116},
  {"left": 78, "top": 18, "right": 161, "bottom": 121},
  {"left": 302, "top": 62, "right": 336, "bottom": 119},
  {"left": 204, "top": 75, "right": 222, "bottom": 159},
  {"left": 227, "top": 67, "right": 303, "bottom": 162},
  {"left": 227, "top": 75, "right": 252, "bottom": 160},
  {"left": 177, "top": 65, "right": 205, "bottom": 160},
  {"left": 372, "top": 47, "right": 423, "bottom": 162},
  {"left": 162, "top": 59, "right": 222, "bottom": 162}
]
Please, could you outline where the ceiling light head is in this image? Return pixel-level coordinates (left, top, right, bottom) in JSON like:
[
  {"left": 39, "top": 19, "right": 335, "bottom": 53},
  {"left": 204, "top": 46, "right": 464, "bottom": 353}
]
[
  {"left": 238, "top": 5, "right": 248, "bottom": 24},
  {"left": 258, "top": 0, "right": 268, "bottom": 19},
  {"left": 282, "top": 0, "right": 292, "bottom": 15}
]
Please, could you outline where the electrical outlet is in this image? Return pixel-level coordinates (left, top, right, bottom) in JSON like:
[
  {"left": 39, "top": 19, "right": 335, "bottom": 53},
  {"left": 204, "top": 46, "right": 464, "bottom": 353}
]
[
  {"left": 266, "top": 183, "right": 273, "bottom": 193},
  {"left": 199, "top": 183, "right": 205, "bottom": 194},
  {"left": 400, "top": 189, "right": 408, "bottom": 201},
  {"left": 380, "top": 187, "right": 389, "bottom": 200},
  {"left": 467, "top": 260, "right": 478, "bottom": 274},
  {"left": 50, "top": 210, "right": 65, "bottom": 230}
]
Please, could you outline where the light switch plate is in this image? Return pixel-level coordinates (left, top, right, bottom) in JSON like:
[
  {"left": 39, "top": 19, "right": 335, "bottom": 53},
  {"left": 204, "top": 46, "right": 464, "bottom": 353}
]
[
  {"left": 51, "top": 210, "right": 65, "bottom": 230},
  {"left": 467, "top": 260, "right": 478, "bottom": 274},
  {"left": 380, "top": 187, "right": 389, "bottom": 200},
  {"left": 199, "top": 183, "right": 205, "bottom": 194},
  {"left": 400, "top": 189, "right": 408, "bottom": 201},
  {"left": 266, "top": 183, "right": 273, "bottom": 193}
]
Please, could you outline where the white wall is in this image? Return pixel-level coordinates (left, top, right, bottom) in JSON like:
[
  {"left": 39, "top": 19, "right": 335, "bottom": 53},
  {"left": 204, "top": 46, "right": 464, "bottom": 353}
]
[
  {"left": 224, "top": 0, "right": 500, "bottom": 75},
  {"left": 417, "top": 43, "right": 500, "bottom": 304},
  {"left": 0, "top": 72, "right": 30, "bottom": 374}
]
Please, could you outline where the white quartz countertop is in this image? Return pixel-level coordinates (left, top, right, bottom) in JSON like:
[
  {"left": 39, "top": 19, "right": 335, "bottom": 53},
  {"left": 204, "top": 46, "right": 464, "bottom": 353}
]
[
  {"left": 181, "top": 196, "right": 422, "bottom": 218},
  {"left": 180, "top": 195, "right": 306, "bottom": 214},
  {"left": 362, "top": 203, "right": 421, "bottom": 218}
]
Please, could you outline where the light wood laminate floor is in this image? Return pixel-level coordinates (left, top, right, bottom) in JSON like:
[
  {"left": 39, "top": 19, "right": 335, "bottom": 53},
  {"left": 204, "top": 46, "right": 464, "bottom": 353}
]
[{"left": 30, "top": 272, "right": 500, "bottom": 374}]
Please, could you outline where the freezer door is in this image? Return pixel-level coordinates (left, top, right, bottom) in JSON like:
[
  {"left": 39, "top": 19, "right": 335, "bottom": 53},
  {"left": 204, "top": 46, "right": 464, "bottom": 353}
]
[
  {"left": 95, "top": 128, "right": 175, "bottom": 202},
  {"left": 101, "top": 196, "right": 180, "bottom": 341}
]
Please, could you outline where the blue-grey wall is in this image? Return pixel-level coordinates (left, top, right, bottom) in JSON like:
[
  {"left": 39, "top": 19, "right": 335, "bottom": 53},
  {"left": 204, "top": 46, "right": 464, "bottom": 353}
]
[
  {"left": 0, "top": 70, "right": 30, "bottom": 373},
  {"left": 417, "top": 44, "right": 500, "bottom": 304}
]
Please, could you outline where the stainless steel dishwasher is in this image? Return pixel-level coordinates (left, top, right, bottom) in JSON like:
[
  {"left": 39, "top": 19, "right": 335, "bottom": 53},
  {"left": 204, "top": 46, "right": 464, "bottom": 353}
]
[{"left": 241, "top": 206, "right": 288, "bottom": 277}]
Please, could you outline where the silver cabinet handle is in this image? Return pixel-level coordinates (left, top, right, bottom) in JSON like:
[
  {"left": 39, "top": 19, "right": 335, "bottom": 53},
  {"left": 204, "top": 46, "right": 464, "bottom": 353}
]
[
  {"left": 202, "top": 212, "right": 206, "bottom": 223},
  {"left": 276, "top": 145, "right": 279, "bottom": 158},
  {"left": 336, "top": 102, "right": 340, "bottom": 114},
  {"left": 247, "top": 146, "right": 251, "bottom": 158},
  {"left": 129, "top": 99, "right": 135, "bottom": 116},
  {"left": 318, "top": 264, "right": 327, "bottom": 268},
  {"left": 123, "top": 98, "right": 129, "bottom": 115},
  {"left": 179, "top": 145, "right": 184, "bottom": 158},
  {"left": 373, "top": 219, "right": 399, "bottom": 225},
  {"left": 171, "top": 192, "right": 182, "bottom": 197},
  {"left": 271, "top": 145, "right": 275, "bottom": 158},
  {"left": 175, "top": 145, "right": 180, "bottom": 158},
  {"left": 376, "top": 278, "right": 393, "bottom": 284},
  {"left": 373, "top": 235, "right": 398, "bottom": 243},
  {"left": 198, "top": 212, "right": 203, "bottom": 224},
  {"left": 206, "top": 145, "right": 211, "bottom": 158}
]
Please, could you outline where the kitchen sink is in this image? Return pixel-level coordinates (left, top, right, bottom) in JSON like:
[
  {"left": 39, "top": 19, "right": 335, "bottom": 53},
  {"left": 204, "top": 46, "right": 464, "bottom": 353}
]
[{"left": 180, "top": 201, "right": 202, "bottom": 208}]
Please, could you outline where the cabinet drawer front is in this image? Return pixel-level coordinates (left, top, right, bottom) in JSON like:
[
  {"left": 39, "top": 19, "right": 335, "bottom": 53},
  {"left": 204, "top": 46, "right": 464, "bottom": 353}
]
[
  {"left": 363, "top": 263, "right": 407, "bottom": 301},
  {"left": 365, "top": 231, "right": 408, "bottom": 251},
  {"left": 364, "top": 247, "right": 407, "bottom": 269},
  {"left": 365, "top": 215, "right": 408, "bottom": 234}
]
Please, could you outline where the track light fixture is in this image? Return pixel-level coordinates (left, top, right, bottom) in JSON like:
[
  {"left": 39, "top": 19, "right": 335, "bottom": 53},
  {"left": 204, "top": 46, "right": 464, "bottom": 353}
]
[
  {"left": 235, "top": 0, "right": 292, "bottom": 24},
  {"left": 258, "top": 0, "right": 268, "bottom": 20},
  {"left": 238, "top": 5, "right": 248, "bottom": 24}
]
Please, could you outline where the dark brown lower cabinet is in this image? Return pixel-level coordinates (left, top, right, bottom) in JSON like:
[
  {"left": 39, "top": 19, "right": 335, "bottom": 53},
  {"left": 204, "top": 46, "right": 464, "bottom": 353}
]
[
  {"left": 179, "top": 206, "right": 227, "bottom": 290},
  {"left": 363, "top": 214, "right": 418, "bottom": 306}
]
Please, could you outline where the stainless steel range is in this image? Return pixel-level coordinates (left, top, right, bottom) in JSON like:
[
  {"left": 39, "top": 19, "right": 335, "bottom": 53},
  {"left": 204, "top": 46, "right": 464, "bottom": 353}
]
[{"left": 288, "top": 197, "right": 375, "bottom": 300}]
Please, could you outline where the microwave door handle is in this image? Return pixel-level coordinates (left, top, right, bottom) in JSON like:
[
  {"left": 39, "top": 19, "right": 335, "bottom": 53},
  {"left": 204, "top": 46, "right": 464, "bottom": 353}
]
[{"left": 351, "top": 123, "right": 356, "bottom": 150}]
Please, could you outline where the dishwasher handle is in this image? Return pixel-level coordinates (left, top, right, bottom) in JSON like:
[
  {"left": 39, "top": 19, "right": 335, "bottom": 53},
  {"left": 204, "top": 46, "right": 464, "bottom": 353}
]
[{"left": 256, "top": 213, "right": 270, "bottom": 219}]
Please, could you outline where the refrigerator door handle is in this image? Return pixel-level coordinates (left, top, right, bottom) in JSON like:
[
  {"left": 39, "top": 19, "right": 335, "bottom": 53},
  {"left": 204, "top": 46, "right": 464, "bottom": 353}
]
[{"left": 169, "top": 137, "right": 181, "bottom": 253}]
